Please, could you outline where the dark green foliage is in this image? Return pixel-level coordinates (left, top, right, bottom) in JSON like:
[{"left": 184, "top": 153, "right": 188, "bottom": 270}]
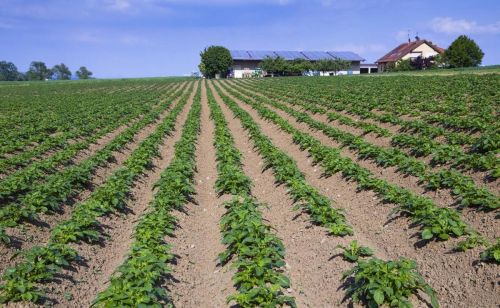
[
  {"left": 444, "top": 35, "right": 484, "bottom": 68},
  {"left": 480, "top": 239, "right": 500, "bottom": 264},
  {"left": 199, "top": 45, "right": 232, "bottom": 78},
  {"left": 26, "top": 61, "right": 53, "bottom": 81},
  {"left": 455, "top": 233, "right": 488, "bottom": 252},
  {"left": 387, "top": 59, "right": 414, "bottom": 72},
  {"left": 314, "top": 58, "right": 351, "bottom": 75},
  {"left": 221, "top": 197, "right": 295, "bottom": 308},
  {"left": 76, "top": 66, "right": 93, "bottom": 79},
  {"left": 0, "top": 61, "right": 21, "bottom": 81},
  {"left": 342, "top": 258, "right": 439, "bottom": 308},
  {"left": 260, "top": 56, "right": 289, "bottom": 76},
  {"left": 52, "top": 63, "right": 72, "bottom": 80}
]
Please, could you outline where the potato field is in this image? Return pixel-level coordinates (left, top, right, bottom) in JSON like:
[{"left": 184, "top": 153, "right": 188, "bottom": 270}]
[{"left": 0, "top": 74, "right": 498, "bottom": 307}]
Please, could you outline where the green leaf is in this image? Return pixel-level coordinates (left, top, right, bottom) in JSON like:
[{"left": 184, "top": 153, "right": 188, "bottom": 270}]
[
  {"left": 422, "top": 229, "right": 433, "bottom": 240},
  {"left": 373, "top": 289, "right": 384, "bottom": 305}
]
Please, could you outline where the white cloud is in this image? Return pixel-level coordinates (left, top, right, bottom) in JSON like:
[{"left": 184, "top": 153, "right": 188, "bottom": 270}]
[
  {"left": 431, "top": 17, "right": 500, "bottom": 34},
  {"left": 105, "top": 0, "right": 132, "bottom": 11}
]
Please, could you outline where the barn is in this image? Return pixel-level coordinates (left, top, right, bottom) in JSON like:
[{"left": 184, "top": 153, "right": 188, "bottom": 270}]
[{"left": 229, "top": 50, "right": 365, "bottom": 78}]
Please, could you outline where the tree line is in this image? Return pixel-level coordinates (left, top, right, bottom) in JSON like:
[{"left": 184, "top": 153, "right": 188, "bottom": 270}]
[
  {"left": 259, "top": 56, "right": 351, "bottom": 76},
  {"left": 0, "top": 61, "right": 93, "bottom": 81}
]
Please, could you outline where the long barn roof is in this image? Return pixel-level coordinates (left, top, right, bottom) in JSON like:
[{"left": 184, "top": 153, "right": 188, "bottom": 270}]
[{"left": 230, "top": 50, "right": 365, "bottom": 61}]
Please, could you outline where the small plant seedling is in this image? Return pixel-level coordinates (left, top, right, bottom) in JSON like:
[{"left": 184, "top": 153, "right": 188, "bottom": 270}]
[
  {"left": 455, "top": 233, "right": 488, "bottom": 252},
  {"left": 336, "top": 240, "right": 373, "bottom": 262},
  {"left": 480, "top": 239, "right": 500, "bottom": 264}
]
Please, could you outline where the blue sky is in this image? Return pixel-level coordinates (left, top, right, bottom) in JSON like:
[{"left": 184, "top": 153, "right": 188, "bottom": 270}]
[{"left": 1, "top": 0, "right": 499, "bottom": 77}]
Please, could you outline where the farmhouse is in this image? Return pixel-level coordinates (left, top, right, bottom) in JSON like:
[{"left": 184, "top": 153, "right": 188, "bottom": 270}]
[
  {"left": 229, "top": 50, "right": 365, "bottom": 78},
  {"left": 376, "top": 38, "right": 445, "bottom": 72}
]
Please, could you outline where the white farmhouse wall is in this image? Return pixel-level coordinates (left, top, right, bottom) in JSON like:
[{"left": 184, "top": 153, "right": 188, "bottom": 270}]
[{"left": 402, "top": 43, "right": 439, "bottom": 60}]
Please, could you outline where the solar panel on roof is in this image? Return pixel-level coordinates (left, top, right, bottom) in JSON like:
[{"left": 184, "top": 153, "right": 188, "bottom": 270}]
[
  {"left": 230, "top": 50, "right": 252, "bottom": 60},
  {"left": 247, "top": 50, "right": 277, "bottom": 60},
  {"left": 229, "top": 50, "right": 365, "bottom": 61},
  {"left": 327, "top": 51, "right": 365, "bottom": 61},
  {"left": 274, "top": 51, "right": 307, "bottom": 60},
  {"left": 300, "top": 51, "right": 333, "bottom": 60}
]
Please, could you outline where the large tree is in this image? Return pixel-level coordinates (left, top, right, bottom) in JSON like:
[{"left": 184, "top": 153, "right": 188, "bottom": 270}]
[
  {"left": 289, "top": 58, "right": 312, "bottom": 75},
  {"left": 260, "top": 56, "right": 289, "bottom": 76},
  {"left": 444, "top": 35, "right": 484, "bottom": 68},
  {"left": 0, "top": 61, "right": 21, "bottom": 81},
  {"left": 331, "top": 58, "right": 351, "bottom": 75},
  {"left": 76, "top": 66, "right": 93, "bottom": 79},
  {"left": 27, "top": 61, "right": 53, "bottom": 81},
  {"left": 315, "top": 58, "right": 352, "bottom": 75},
  {"left": 199, "top": 46, "right": 232, "bottom": 78},
  {"left": 52, "top": 63, "right": 72, "bottom": 80}
]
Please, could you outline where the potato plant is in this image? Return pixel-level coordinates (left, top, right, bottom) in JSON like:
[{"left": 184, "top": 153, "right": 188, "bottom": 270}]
[
  {"left": 93, "top": 82, "right": 202, "bottom": 307},
  {"left": 207, "top": 82, "right": 295, "bottom": 307},
  {"left": 0, "top": 82, "right": 194, "bottom": 304}
]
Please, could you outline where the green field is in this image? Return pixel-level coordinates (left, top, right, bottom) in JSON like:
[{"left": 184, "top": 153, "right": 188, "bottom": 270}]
[{"left": 0, "top": 73, "right": 498, "bottom": 307}]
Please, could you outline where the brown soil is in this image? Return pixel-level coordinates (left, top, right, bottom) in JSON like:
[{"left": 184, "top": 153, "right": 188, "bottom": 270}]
[
  {"left": 215, "top": 81, "right": 500, "bottom": 307},
  {"left": 0, "top": 82, "right": 189, "bottom": 275},
  {"left": 226, "top": 84, "right": 499, "bottom": 242},
  {"left": 232, "top": 81, "right": 499, "bottom": 194},
  {"left": 229, "top": 81, "right": 499, "bottom": 205},
  {"left": 42, "top": 81, "right": 197, "bottom": 307},
  {"left": 209, "top": 81, "right": 384, "bottom": 307},
  {"left": 1, "top": 79, "right": 498, "bottom": 308},
  {"left": 167, "top": 81, "right": 235, "bottom": 307},
  {"left": 0, "top": 82, "right": 183, "bottom": 180}
]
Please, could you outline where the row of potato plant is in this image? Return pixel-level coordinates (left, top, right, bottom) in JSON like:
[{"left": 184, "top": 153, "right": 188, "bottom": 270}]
[
  {"left": 215, "top": 81, "right": 441, "bottom": 307},
  {"left": 244, "top": 75, "right": 498, "bottom": 134},
  {"left": 92, "top": 82, "right": 202, "bottom": 307},
  {"left": 0, "top": 83, "right": 189, "bottom": 244},
  {"left": 228, "top": 81, "right": 499, "bottom": 211},
  {"left": 236, "top": 80, "right": 500, "bottom": 265},
  {"left": 0, "top": 81, "right": 182, "bottom": 205},
  {"left": 0, "top": 82, "right": 194, "bottom": 304},
  {"left": 239, "top": 78, "right": 479, "bottom": 147},
  {"left": 240, "top": 79, "right": 499, "bottom": 177},
  {"left": 0, "top": 83, "right": 160, "bottom": 164},
  {"left": 0, "top": 81, "right": 172, "bottom": 156},
  {"left": 213, "top": 81, "right": 353, "bottom": 236},
  {"left": 219, "top": 81, "right": 477, "bottom": 245},
  {"left": 0, "top": 84, "right": 167, "bottom": 174},
  {"left": 207, "top": 82, "right": 295, "bottom": 307}
]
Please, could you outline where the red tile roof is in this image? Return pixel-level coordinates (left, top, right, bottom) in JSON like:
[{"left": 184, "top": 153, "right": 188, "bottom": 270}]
[{"left": 376, "top": 40, "right": 445, "bottom": 63}]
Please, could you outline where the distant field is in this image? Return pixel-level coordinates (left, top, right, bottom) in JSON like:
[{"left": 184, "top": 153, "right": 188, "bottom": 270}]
[
  {"left": 0, "top": 74, "right": 498, "bottom": 307},
  {"left": 376, "top": 65, "right": 500, "bottom": 76}
]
